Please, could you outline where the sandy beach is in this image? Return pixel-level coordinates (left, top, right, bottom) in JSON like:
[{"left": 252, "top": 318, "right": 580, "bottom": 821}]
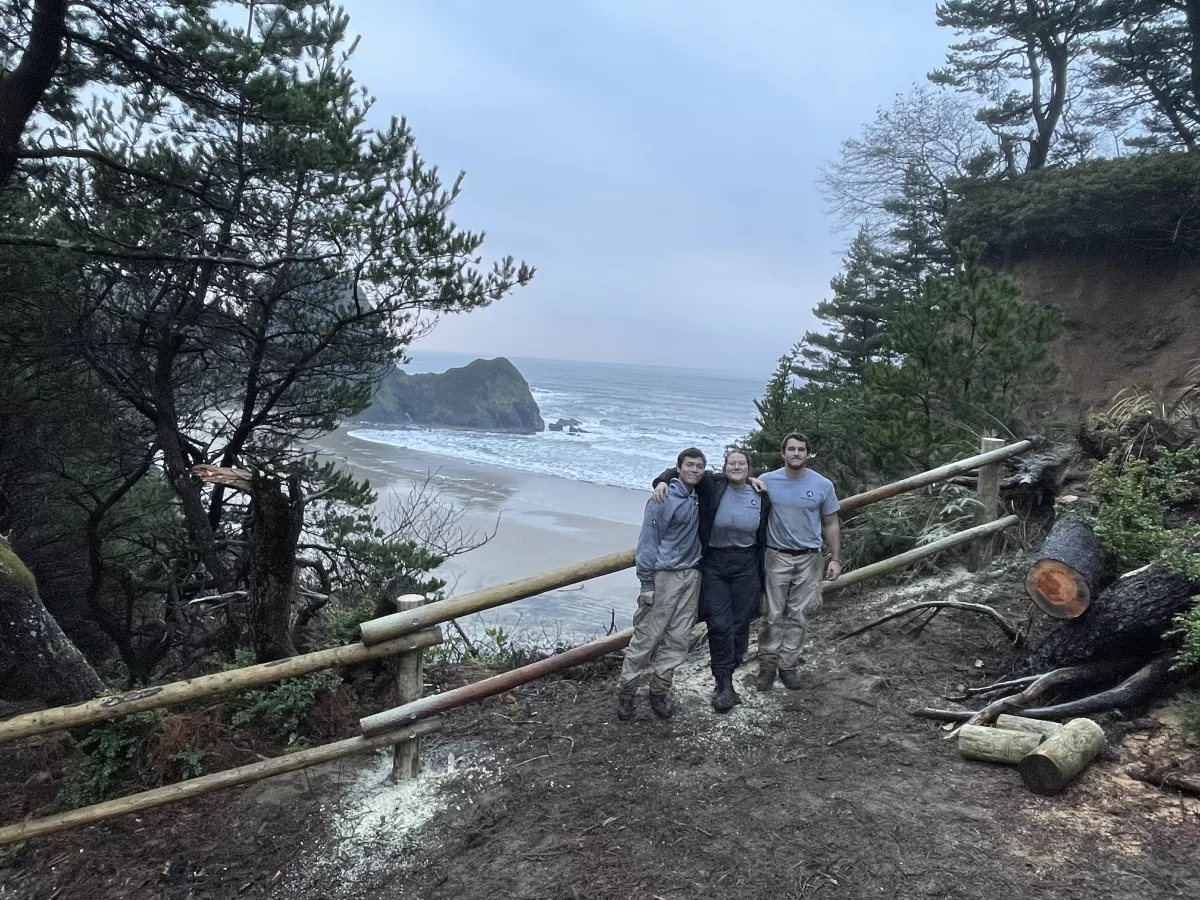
[{"left": 314, "top": 427, "right": 648, "bottom": 641}]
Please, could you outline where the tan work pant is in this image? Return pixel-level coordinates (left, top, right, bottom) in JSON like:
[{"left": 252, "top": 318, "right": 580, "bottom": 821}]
[
  {"left": 618, "top": 568, "right": 701, "bottom": 695},
  {"left": 758, "top": 549, "right": 824, "bottom": 671}
]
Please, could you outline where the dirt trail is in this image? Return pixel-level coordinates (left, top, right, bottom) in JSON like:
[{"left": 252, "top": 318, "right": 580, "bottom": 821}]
[{"left": 3, "top": 565, "right": 1199, "bottom": 900}]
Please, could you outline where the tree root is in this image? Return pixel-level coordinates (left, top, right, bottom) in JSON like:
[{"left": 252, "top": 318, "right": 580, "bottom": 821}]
[
  {"left": 1127, "top": 764, "right": 1200, "bottom": 799},
  {"left": 945, "top": 674, "right": 1040, "bottom": 702},
  {"left": 966, "top": 659, "right": 1138, "bottom": 726},
  {"left": 838, "top": 601, "right": 1022, "bottom": 643},
  {"left": 914, "top": 654, "right": 1176, "bottom": 723}
]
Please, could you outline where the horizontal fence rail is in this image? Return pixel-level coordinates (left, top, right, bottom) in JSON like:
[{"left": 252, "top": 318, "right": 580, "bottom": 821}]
[
  {"left": 0, "top": 628, "right": 444, "bottom": 744},
  {"left": 360, "top": 630, "right": 635, "bottom": 736},
  {"left": 0, "top": 720, "right": 442, "bottom": 847}
]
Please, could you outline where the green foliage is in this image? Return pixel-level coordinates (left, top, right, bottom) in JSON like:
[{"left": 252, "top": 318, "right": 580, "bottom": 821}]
[
  {"left": 227, "top": 656, "right": 341, "bottom": 747},
  {"left": 57, "top": 713, "right": 161, "bottom": 809},
  {"left": 1086, "top": 446, "right": 1200, "bottom": 575},
  {"left": 1168, "top": 597, "right": 1200, "bottom": 673},
  {"left": 746, "top": 238, "right": 1059, "bottom": 566},
  {"left": 0, "top": 0, "right": 529, "bottom": 684},
  {"left": 947, "top": 152, "right": 1200, "bottom": 256},
  {"left": 168, "top": 749, "right": 211, "bottom": 781}
]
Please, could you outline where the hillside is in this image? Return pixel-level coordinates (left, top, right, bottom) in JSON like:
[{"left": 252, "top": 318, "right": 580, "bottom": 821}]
[{"left": 4, "top": 564, "right": 1198, "bottom": 899}]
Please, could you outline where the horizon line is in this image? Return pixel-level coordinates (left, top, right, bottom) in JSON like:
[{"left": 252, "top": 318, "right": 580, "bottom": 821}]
[{"left": 408, "top": 348, "right": 772, "bottom": 381}]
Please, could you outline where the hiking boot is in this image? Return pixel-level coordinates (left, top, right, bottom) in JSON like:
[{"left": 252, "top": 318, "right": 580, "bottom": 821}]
[
  {"left": 779, "top": 668, "right": 803, "bottom": 691},
  {"left": 616, "top": 689, "right": 636, "bottom": 721},
  {"left": 712, "top": 673, "right": 739, "bottom": 713},
  {"left": 649, "top": 692, "right": 675, "bottom": 720},
  {"left": 755, "top": 665, "right": 776, "bottom": 692}
]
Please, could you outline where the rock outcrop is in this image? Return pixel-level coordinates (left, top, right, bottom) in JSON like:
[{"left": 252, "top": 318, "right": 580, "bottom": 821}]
[{"left": 362, "top": 357, "right": 544, "bottom": 434}]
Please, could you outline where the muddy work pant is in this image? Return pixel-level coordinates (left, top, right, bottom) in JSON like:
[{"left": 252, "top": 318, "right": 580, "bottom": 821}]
[
  {"left": 699, "top": 547, "right": 761, "bottom": 678},
  {"left": 618, "top": 568, "right": 701, "bottom": 696},
  {"left": 758, "top": 549, "right": 824, "bottom": 672}
]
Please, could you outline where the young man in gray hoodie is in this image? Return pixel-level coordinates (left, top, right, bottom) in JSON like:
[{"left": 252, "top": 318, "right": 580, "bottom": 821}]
[{"left": 616, "top": 447, "right": 706, "bottom": 721}]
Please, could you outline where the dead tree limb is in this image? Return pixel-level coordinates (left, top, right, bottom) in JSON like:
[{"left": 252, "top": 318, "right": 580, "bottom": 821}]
[
  {"left": 914, "top": 655, "right": 1177, "bottom": 723},
  {"left": 966, "top": 659, "right": 1138, "bottom": 726},
  {"left": 838, "top": 601, "right": 1022, "bottom": 643}
]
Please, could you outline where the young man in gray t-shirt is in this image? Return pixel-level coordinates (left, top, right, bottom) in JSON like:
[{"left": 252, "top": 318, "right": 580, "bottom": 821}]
[{"left": 754, "top": 432, "right": 842, "bottom": 691}]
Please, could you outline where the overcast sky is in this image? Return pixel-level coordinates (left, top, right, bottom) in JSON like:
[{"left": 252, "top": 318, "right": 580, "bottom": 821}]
[{"left": 343, "top": 1, "right": 952, "bottom": 377}]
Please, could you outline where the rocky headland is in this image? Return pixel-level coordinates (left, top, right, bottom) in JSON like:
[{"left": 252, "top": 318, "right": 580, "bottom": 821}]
[{"left": 360, "top": 357, "right": 544, "bottom": 434}]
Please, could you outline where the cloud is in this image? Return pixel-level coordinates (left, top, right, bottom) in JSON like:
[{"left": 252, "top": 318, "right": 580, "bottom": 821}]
[{"left": 339, "top": 0, "right": 950, "bottom": 376}]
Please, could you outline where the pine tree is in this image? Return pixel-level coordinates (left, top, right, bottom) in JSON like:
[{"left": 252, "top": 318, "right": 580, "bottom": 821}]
[{"left": 797, "top": 230, "right": 896, "bottom": 385}]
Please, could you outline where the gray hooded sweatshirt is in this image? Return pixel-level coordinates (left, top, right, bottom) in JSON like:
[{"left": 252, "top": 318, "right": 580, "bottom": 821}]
[{"left": 635, "top": 478, "right": 702, "bottom": 590}]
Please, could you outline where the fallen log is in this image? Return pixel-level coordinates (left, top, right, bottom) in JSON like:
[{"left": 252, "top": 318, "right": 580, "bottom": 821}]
[
  {"left": 1018, "top": 717, "right": 1106, "bottom": 795},
  {"left": 958, "top": 724, "right": 1045, "bottom": 764},
  {"left": 1020, "top": 555, "right": 1200, "bottom": 673},
  {"left": 1024, "top": 515, "right": 1113, "bottom": 619}
]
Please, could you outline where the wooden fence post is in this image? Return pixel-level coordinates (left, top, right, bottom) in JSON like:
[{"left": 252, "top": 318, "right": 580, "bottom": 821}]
[
  {"left": 391, "top": 594, "right": 426, "bottom": 780},
  {"left": 969, "top": 436, "right": 1007, "bottom": 572}
]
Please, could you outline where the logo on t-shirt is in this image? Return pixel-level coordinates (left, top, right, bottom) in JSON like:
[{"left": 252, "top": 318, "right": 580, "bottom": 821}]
[{"left": 805, "top": 490, "right": 814, "bottom": 498}]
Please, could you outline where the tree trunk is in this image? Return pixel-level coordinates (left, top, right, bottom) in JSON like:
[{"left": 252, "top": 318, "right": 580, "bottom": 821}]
[
  {"left": 1020, "top": 558, "right": 1200, "bottom": 674},
  {"left": 248, "top": 473, "right": 303, "bottom": 662},
  {"left": 0, "top": 537, "right": 104, "bottom": 704},
  {"left": 0, "top": 0, "right": 69, "bottom": 188},
  {"left": 1025, "top": 515, "right": 1113, "bottom": 619}
]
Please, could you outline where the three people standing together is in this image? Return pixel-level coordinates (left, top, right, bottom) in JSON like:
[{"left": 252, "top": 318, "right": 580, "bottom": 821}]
[{"left": 615, "top": 433, "right": 842, "bottom": 720}]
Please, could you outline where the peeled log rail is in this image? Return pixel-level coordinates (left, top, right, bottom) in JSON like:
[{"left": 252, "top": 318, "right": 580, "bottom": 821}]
[
  {"left": 992, "top": 714, "right": 1065, "bottom": 739},
  {"left": 0, "top": 628, "right": 444, "bottom": 744},
  {"left": 1020, "top": 556, "right": 1200, "bottom": 673},
  {"left": 361, "top": 550, "right": 636, "bottom": 646},
  {"left": 1024, "top": 515, "right": 1113, "bottom": 619},
  {"left": 0, "top": 719, "right": 442, "bottom": 847},
  {"left": 837, "top": 440, "right": 1033, "bottom": 514},
  {"left": 958, "top": 724, "right": 1045, "bottom": 764},
  {"left": 361, "top": 629, "right": 634, "bottom": 736},
  {"left": 1017, "top": 718, "right": 1106, "bottom": 795}
]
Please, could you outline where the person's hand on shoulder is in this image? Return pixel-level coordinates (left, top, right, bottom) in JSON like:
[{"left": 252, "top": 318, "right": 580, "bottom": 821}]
[
  {"left": 652, "top": 482, "right": 669, "bottom": 502},
  {"left": 748, "top": 476, "right": 767, "bottom": 493}
]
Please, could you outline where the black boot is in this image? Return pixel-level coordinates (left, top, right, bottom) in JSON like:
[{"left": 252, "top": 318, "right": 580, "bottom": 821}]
[
  {"left": 755, "top": 664, "right": 776, "bottom": 692},
  {"left": 779, "top": 668, "right": 803, "bottom": 691},
  {"left": 712, "top": 673, "right": 738, "bottom": 713},
  {"left": 616, "top": 688, "right": 636, "bottom": 721},
  {"left": 649, "top": 692, "right": 675, "bottom": 720}
]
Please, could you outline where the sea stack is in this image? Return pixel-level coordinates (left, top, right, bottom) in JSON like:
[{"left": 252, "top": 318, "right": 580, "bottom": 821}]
[{"left": 361, "top": 357, "right": 545, "bottom": 434}]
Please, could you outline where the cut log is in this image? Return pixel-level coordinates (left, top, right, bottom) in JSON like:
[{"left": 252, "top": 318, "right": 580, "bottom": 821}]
[
  {"left": 1018, "top": 717, "right": 1106, "bottom": 795},
  {"left": 1024, "top": 515, "right": 1113, "bottom": 619},
  {"left": 1020, "top": 554, "right": 1200, "bottom": 673},
  {"left": 958, "top": 724, "right": 1045, "bottom": 764},
  {"left": 993, "top": 714, "right": 1064, "bottom": 738}
]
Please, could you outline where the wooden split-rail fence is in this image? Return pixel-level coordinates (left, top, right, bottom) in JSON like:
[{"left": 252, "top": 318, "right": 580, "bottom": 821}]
[{"left": 0, "top": 437, "right": 1030, "bottom": 846}]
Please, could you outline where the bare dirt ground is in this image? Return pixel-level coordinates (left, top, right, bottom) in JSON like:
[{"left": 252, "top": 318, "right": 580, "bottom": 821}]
[{"left": 3, "top": 563, "right": 1200, "bottom": 900}]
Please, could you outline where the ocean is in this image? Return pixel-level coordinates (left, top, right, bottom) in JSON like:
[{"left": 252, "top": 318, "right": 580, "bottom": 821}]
[{"left": 349, "top": 352, "right": 767, "bottom": 488}]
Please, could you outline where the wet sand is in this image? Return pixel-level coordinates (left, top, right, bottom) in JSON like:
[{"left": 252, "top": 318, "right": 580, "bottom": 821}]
[{"left": 313, "top": 427, "right": 649, "bottom": 641}]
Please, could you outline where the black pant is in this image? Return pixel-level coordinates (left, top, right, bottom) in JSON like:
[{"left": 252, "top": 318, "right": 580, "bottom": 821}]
[{"left": 699, "top": 546, "right": 761, "bottom": 678}]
